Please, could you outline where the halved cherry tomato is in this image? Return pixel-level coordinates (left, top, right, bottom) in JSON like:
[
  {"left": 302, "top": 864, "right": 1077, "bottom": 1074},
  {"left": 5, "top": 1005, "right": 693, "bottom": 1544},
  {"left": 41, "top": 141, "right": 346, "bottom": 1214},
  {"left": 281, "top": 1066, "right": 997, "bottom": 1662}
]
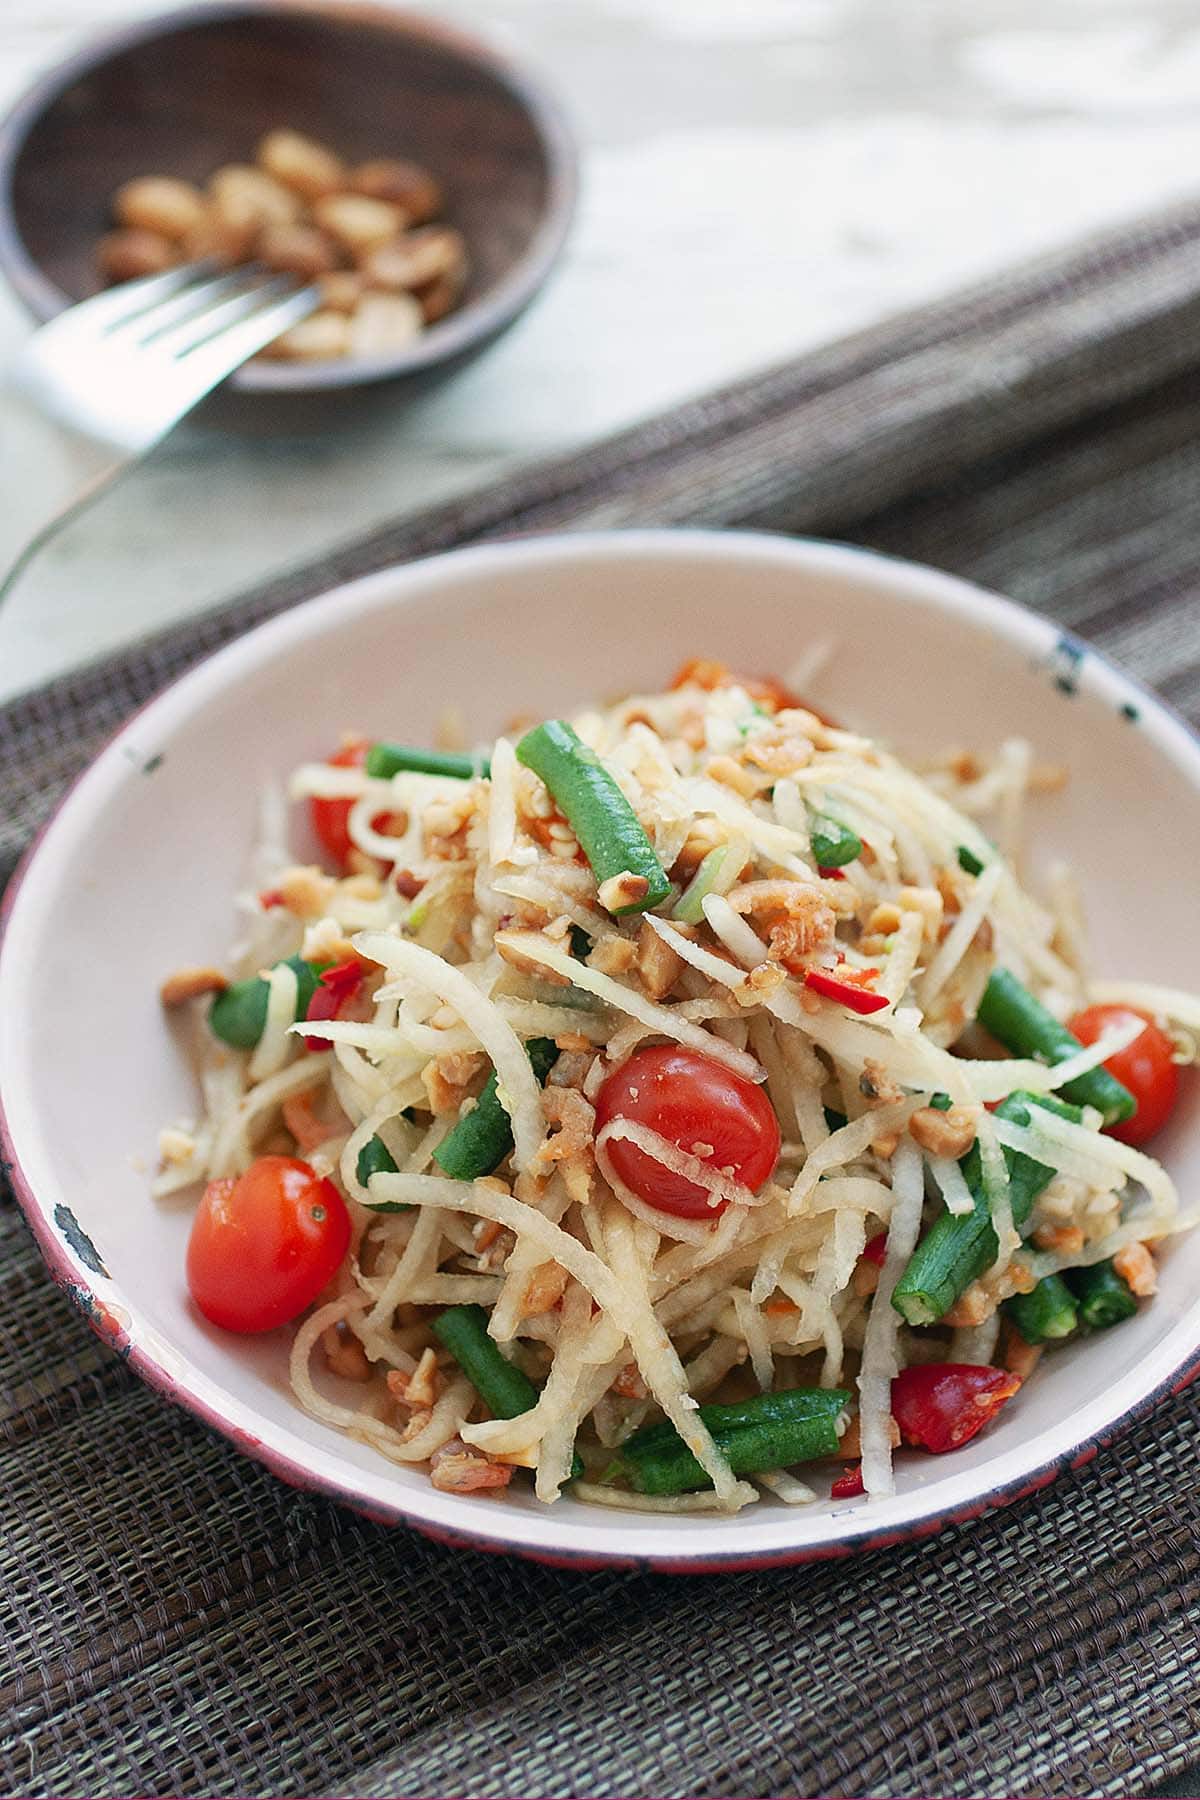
[
  {"left": 187, "top": 1155, "right": 350, "bottom": 1334},
  {"left": 309, "top": 738, "right": 368, "bottom": 869},
  {"left": 1067, "top": 1004, "right": 1180, "bottom": 1147},
  {"left": 594, "top": 1044, "right": 780, "bottom": 1220},
  {"left": 891, "top": 1363, "right": 1020, "bottom": 1454},
  {"left": 862, "top": 1231, "right": 888, "bottom": 1267},
  {"left": 303, "top": 958, "right": 364, "bottom": 1050},
  {"left": 831, "top": 1464, "right": 865, "bottom": 1498}
]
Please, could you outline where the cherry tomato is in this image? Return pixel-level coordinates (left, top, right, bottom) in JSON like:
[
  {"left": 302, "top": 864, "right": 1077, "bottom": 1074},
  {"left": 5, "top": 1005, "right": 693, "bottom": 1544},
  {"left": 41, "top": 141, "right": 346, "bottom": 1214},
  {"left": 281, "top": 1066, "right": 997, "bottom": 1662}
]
[
  {"left": 303, "top": 959, "right": 365, "bottom": 1050},
  {"left": 309, "top": 738, "right": 368, "bottom": 869},
  {"left": 831, "top": 1464, "right": 865, "bottom": 1498},
  {"left": 187, "top": 1155, "right": 350, "bottom": 1334},
  {"left": 594, "top": 1044, "right": 780, "bottom": 1220},
  {"left": 1068, "top": 1004, "right": 1180, "bottom": 1147},
  {"left": 891, "top": 1363, "right": 1021, "bottom": 1454}
]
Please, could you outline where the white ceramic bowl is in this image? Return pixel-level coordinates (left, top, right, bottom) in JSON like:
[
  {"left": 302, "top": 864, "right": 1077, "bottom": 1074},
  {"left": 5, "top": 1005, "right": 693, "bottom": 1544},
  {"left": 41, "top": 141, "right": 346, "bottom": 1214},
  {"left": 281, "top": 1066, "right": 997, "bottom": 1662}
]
[{"left": 2, "top": 530, "right": 1198, "bottom": 1572}]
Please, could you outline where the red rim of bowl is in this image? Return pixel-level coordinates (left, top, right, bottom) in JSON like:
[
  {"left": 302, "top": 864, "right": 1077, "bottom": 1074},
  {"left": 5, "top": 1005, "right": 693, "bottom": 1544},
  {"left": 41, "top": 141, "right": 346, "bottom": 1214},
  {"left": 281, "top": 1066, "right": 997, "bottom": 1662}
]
[
  {"left": 3, "top": 528, "right": 1200, "bottom": 1571},
  {"left": 0, "top": 0, "right": 579, "bottom": 394}
]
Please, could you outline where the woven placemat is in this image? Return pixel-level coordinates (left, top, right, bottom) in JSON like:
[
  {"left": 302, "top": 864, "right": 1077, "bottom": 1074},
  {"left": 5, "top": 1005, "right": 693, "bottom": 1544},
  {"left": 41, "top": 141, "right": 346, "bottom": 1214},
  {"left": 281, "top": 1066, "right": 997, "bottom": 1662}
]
[{"left": 5, "top": 197, "right": 1200, "bottom": 1799}]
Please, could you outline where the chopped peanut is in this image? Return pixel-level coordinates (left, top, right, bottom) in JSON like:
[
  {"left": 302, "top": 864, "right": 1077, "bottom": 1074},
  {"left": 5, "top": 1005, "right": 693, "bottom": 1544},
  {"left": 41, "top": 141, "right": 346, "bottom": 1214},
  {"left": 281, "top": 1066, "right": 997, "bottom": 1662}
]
[
  {"left": 422, "top": 1054, "right": 485, "bottom": 1115},
  {"left": 597, "top": 871, "right": 651, "bottom": 913},
  {"left": 871, "top": 1131, "right": 900, "bottom": 1160},
  {"left": 277, "top": 864, "right": 336, "bottom": 918},
  {"left": 636, "top": 917, "right": 684, "bottom": 1000},
  {"left": 706, "top": 754, "right": 761, "bottom": 798},
  {"left": 537, "top": 1086, "right": 596, "bottom": 1167},
  {"left": 1114, "top": 1241, "right": 1157, "bottom": 1297},
  {"left": 909, "top": 1104, "right": 977, "bottom": 1159},
  {"left": 943, "top": 1281, "right": 993, "bottom": 1328},
  {"left": 670, "top": 819, "right": 725, "bottom": 880},
  {"left": 898, "top": 885, "right": 944, "bottom": 941},
  {"left": 742, "top": 729, "right": 813, "bottom": 775},
  {"left": 519, "top": 1260, "right": 570, "bottom": 1319},
  {"left": 585, "top": 935, "right": 634, "bottom": 977},
  {"left": 861, "top": 1059, "right": 904, "bottom": 1106},
  {"left": 554, "top": 1031, "right": 594, "bottom": 1054},
  {"left": 160, "top": 965, "right": 229, "bottom": 1006}
]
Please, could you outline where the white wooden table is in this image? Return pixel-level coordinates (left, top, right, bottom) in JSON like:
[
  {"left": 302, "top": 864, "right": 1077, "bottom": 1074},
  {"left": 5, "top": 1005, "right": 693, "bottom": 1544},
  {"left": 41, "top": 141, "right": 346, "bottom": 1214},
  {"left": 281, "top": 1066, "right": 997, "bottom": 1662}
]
[{"left": 2, "top": 0, "right": 1198, "bottom": 701}]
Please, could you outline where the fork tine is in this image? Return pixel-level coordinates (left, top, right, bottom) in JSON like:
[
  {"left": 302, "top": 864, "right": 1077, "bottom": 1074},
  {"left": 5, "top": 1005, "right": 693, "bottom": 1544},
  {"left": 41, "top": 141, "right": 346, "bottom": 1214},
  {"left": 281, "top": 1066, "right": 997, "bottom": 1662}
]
[
  {"left": 118, "top": 267, "right": 264, "bottom": 345},
  {"left": 150, "top": 277, "right": 300, "bottom": 358},
  {"left": 36, "top": 263, "right": 216, "bottom": 343},
  {"left": 173, "top": 286, "right": 320, "bottom": 387}
]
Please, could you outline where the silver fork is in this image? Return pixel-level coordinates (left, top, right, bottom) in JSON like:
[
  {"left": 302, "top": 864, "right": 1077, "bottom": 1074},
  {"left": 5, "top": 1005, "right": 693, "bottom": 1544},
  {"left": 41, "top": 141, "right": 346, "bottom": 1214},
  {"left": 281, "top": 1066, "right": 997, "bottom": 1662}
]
[{"left": 0, "top": 263, "right": 319, "bottom": 602}]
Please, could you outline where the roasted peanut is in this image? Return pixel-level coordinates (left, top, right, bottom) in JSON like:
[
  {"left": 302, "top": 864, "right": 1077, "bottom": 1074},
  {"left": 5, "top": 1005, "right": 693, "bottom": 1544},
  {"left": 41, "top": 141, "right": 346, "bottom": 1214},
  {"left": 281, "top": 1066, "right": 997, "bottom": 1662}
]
[
  {"left": 263, "top": 309, "right": 353, "bottom": 361},
  {"left": 160, "top": 965, "right": 229, "bottom": 1006},
  {"left": 417, "top": 271, "right": 464, "bottom": 324},
  {"left": 114, "top": 175, "right": 207, "bottom": 239},
  {"left": 364, "top": 225, "right": 467, "bottom": 291},
  {"left": 258, "top": 128, "right": 345, "bottom": 201},
  {"left": 318, "top": 269, "right": 366, "bottom": 313},
  {"left": 349, "top": 290, "right": 424, "bottom": 356},
  {"left": 313, "top": 193, "right": 406, "bottom": 256},
  {"left": 209, "top": 163, "right": 302, "bottom": 231},
  {"left": 256, "top": 221, "right": 341, "bottom": 279},
  {"left": 909, "top": 1103, "right": 977, "bottom": 1159},
  {"left": 96, "top": 228, "right": 176, "bottom": 283},
  {"left": 635, "top": 917, "right": 684, "bottom": 1000},
  {"left": 349, "top": 156, "right": 443, "bottom": 221}
]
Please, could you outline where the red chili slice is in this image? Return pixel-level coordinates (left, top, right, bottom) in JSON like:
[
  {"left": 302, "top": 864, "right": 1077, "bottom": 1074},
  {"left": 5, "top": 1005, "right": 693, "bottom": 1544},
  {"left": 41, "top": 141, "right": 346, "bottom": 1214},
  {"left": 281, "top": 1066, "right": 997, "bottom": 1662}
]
[
  {"left": 862, "top": 1231, "right": 888, "bottom": 1267},
  {"left": 831, "top": 1464, "right": 865, "bottom": 1499},
  {"left": 804, "top": 968, "right": 889, "bottom": 1015},
  {"left": 303, "top": 959, "right": 364, "bottom": 1050}
]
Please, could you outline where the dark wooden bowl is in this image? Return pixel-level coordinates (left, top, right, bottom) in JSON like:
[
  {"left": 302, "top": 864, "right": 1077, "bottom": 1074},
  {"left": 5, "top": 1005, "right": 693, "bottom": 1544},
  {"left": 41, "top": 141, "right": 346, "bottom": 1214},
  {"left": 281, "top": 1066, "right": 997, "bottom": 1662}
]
[{"left": 0, "top": 0, "right": 577, "bottom": 402}]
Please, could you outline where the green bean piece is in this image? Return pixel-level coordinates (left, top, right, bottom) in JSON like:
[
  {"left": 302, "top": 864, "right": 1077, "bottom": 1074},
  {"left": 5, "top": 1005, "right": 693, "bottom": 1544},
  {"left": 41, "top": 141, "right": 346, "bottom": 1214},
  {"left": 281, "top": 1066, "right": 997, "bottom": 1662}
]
[
  {"left": 1003, "top": 1274, "right": 1079, "bottom": 1344},
  {"left": 808, "top": 810, "right": 863, "bottom": 868},
  {"left": 891, "top": 1091, "right": 1083, "bottom": 1327},
  {"left": 355, "top": 1134, "right": 413, "bottom": 1212},
  {"left": 611, "top": 1398, "right": 848, "bottom": 1496},
  {"left": 977, "top": 968, "right": 1135, "bottom": 1124},
  {"left": 208, "top": 954, "right": 323, "bottom": 1050},
  {"left": 673, "top": 844, "right": 733, "bottom": 924},
  {"left": 1066, "top": 1259, "right": 1139, "bottom": 1331},
  {"left": 516, "top": 720, "right": 671, "bottom": 914},
  {"left": 432, "top": 1038, "right": 559, "bottom": 1180},
  {"left": 365, "top": 743, "right": 489, "bottom": 781},
  {"left": 930, "top": 1092, "right": 953, "bottom": 1111},
  {"left": 957, "top": 845, "right": 985, "bottom": 877},
  {"left": 433, "top": 1305, "right": 583, "bottom": 1479},
  {"left": 620, "top": 1385, "right": 849, "bottom": 1454}
]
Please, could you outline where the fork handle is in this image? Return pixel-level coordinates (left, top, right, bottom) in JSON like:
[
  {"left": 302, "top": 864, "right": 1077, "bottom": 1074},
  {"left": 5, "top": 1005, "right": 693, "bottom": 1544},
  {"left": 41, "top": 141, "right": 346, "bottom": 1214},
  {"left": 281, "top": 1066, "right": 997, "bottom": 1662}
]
[{"left": 0, "top": 381, "right": 129, "bottom": 603}]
